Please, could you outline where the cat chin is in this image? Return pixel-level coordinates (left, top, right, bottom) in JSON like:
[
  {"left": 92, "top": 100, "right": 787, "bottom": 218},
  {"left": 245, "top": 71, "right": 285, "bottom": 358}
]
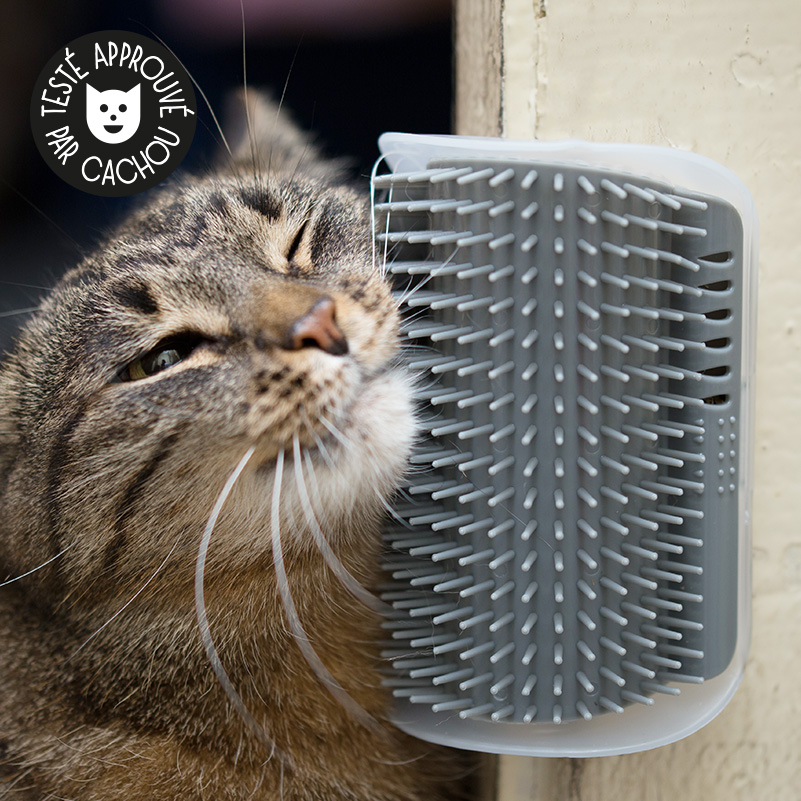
[
  {"left": 312, "top": 365, "right": 417, "bottom": 512},
  {"left": 228, "top": 365, "right": 415, "bottom": 548}
]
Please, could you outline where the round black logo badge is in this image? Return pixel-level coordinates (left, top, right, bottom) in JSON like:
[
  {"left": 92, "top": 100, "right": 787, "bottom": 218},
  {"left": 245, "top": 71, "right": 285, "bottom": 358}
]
[{"left": 31, "top": 31, "right": 197, "bottom": 197}]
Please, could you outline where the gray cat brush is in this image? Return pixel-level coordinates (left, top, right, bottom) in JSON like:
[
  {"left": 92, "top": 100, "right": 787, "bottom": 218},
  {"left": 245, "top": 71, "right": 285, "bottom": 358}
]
[{"left": 372, "top": 135, "right": 757, "bottom": 757}]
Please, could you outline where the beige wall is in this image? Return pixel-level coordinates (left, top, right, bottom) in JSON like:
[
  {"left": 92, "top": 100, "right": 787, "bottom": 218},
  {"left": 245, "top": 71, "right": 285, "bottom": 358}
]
[{"left": 456, "top": 0, "right": 801, "bottom": 797}]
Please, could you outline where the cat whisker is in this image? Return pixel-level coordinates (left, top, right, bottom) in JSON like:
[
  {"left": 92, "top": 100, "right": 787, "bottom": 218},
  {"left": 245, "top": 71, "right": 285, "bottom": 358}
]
[
  {"left": 269, "top": 39, "right": 304, "bottom": 180},
  {"left": 293, "top": 435, "right": 389, "bottom": 615},
  {"left": 288, "top": 143, "right": 316, "bottom": 188},
  {"left": 369, "top": 154, "right": 392, "bottom": 277},
  {"left": 378, "top": 236, "right": 410, "bottom": 273},
  {"left": 0, "top": 280, "right": 53, "bottom": 291},
  {"left": 372, "top": 487, "right": 414, "bottom": 530},
  {"left": 369, "top": 156, "right": 398, "bottom": 279},
  {"left": 392, "top": 275, "right": 418, "bottom": 307},
  {"left": 299, "top": 418, "right": 362, "bottom": 538},
  {"left": 401, "top": 361, "right": 439, "bottom": 386},
  {"left": 239, "top": 0, "right": 262, "bottom": 183},
  {"left": 299, "top": 412, "right": 337, "bottom": 472},
  {"left": 271, "top": 449, "right": 385, "bottom": 736},
  {"left": 306, "top": 412, "right": 416, "bottom": 540},
  {"left": 399, "top": 339, "right": 437, "bottom": 354},
  {"left": 0, "top": 545, "right": 74, "bottom": 588},
  {"left": 0, "top": 306, "right": 42, "bottom": 320},
  {"left": 391, "top": 246, "right": 461, "bottom": 310},
  {"left": 398, "top": 307, "right": 433, "bottom": 332},
  {"left": 300, "top": 447, "right": 338, "bottom": 535},
  {"left": 317, "top": 415, "right": 351, "bottom": 451},
  {"left": 68, "top": 539, "right": 180, "bottom": 661},
  {"left": 136, "top": 24, "right": 235, "bottom": 167},
  {"left": 395, "top": 486, "right": 418, "bottom": 506},
  {"left": 0, "top": 176, "right": 84, "bottom": 255},
  {"left": 194, "top": 446, "right": 280, "bottom": 759}
]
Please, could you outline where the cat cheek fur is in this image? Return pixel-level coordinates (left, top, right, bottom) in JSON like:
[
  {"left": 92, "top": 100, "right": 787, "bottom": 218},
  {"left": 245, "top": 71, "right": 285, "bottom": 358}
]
[{"left": 310, "top": 365, "right": 418, "bottom": 520}]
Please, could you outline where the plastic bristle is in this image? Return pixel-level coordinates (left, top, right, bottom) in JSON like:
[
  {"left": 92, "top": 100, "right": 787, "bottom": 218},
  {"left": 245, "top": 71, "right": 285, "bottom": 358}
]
[{"left": 376, "top": 155, "right": 744, "bottom": 729}]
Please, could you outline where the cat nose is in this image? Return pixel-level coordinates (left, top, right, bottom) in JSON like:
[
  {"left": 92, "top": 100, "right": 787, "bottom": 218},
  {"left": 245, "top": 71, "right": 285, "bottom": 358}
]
[{"left": 285, "top": 297, "right": 349, "bottom": 356}]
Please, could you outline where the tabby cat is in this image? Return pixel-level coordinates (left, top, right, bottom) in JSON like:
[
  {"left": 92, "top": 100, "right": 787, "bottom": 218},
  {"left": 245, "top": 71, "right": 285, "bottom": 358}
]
[{"left": 0, "top": 92, "right": 473, "bottom": 800}]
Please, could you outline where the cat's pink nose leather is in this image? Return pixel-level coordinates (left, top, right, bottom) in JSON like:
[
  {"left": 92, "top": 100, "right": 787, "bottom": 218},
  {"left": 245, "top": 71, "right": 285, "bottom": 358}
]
[{"left": 287, "top": 297, "right": 349, "bottom": 356}]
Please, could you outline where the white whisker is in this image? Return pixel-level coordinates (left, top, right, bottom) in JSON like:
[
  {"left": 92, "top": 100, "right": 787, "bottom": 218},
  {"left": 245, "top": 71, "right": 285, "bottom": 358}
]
[
  {"left": 269, "top": 40, "right": 302, "bottom": 178},
  {"left": 392, "top": 245, "right": 461, "bottom": 309},
  {"left": 301, "top": 417, "right": 337, "bottom": 472},
  {"left": 317, "top": 416, "right": 350, "bottom": 450},
  {"left": 398, "top": 307, "right": 434, "bottom": 332},
  {"left": 292, "top": 435, "right": 389, "bottom": 614},
  {"left": 194, "top": 446, "right": 279, "bottom": 758},
  {"left": 239, "top": 0, "right": 261, "bottom": 182},
  {"left": 69, "top": 540, "right": 179, "bottom": 660},
  {"left": 372, "top": 488, "right": 413, "bottom": 530},
  {"left": 0, "top": 280, "right": 52, "bottom": 291},
  {"left": 0, "top": 176, "right": 83, "bottom": 254},
  {"left": 0, "top": 545, "right": 74, "bottom": 588},
  {"left": 369, "top": 154, "right": 391, "bottom": 277},
  {"left": 271, "top": 450, "right": 384, "bottom": 736},
  {"left": 136, "top": 25, "right": 234, "bottom": 162},
  {"left": 0, "top": 306, "right": 41, "bottom": 319}
]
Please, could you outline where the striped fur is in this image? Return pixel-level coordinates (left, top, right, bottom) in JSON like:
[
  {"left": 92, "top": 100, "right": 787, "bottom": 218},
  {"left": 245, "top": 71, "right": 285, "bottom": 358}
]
[{"left": 0, "top": 93, "right": 474, "bottom": 800}]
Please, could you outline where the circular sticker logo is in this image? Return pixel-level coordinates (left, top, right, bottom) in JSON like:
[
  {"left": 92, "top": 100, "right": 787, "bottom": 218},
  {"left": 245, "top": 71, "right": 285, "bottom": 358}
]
[{"left": 31, "top": 31, "right": 197, "bottom": 197}]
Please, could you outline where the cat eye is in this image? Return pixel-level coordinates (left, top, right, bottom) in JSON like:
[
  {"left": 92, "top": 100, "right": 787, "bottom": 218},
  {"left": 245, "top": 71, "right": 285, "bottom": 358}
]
[
  {"left": 118, "top": 335, "right": 203, "bottom": 382},
  {"left": 286, "top": 220, "right": 309, "bottom": 267}
]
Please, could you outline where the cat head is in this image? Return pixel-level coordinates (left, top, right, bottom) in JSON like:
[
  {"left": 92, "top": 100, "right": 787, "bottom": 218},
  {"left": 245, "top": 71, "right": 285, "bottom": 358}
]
[
  {"left": 86, "top": 84, "right": 142, "bottom": 144},
  {"left": 0, "top": 92, "right": 415, "bottom": 608}
]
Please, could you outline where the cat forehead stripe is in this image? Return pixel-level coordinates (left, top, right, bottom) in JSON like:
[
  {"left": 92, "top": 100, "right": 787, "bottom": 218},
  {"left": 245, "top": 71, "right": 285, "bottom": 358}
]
[
  {"left": 238, "top": 187, "right": 282, "bottom": 221},
  {"left": 111, "top": 281, "right": 160, "bottom": 315}
]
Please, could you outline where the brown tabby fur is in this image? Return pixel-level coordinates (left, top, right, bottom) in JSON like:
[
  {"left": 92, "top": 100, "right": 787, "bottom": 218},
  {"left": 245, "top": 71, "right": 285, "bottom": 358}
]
[{"left": 0, "top": 93, "right": 474, "bottom": 800}]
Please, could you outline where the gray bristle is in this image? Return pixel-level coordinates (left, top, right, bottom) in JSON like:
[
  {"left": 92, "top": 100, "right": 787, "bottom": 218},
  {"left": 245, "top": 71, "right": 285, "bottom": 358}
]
[{"left": 377, "top": 159, "right": 742, "bottom": 726}]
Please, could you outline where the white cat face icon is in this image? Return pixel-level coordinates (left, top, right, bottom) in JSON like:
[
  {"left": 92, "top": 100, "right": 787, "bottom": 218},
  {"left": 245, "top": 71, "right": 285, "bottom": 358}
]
[{"left": 86, "top": 84, "right": 141, "bottom": 144}]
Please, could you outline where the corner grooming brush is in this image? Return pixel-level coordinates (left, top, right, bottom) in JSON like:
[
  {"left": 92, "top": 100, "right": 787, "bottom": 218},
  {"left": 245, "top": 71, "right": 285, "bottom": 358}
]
[{"left": 373, "top": 135, "right": 756, "bottom": 757}]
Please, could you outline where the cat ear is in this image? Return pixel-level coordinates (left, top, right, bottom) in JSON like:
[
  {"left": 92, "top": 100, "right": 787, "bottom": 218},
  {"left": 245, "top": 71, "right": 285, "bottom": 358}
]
[
  {"left": 222, "top": 89, "right": 343, "bottom": 180},
  {"left": 128, "top": 84, "right": 141, "bottom": 103},
  {"left": 86, "top": 84, "right": 99, "bottom": 101}
]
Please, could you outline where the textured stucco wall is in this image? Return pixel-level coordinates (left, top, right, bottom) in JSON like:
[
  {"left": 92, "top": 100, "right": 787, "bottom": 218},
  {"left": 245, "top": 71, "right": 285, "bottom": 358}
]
[{"left": 456, "top": 0, "right": 801, "bottom": 797}]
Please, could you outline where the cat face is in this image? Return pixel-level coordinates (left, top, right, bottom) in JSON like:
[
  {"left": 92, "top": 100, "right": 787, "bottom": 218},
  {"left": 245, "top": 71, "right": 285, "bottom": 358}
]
[
  {"left": 86, "top": 84, "right": 141, "bottom": 144},
  {"left": 0, "top": 94, "right": 415, "bottom": 603}
]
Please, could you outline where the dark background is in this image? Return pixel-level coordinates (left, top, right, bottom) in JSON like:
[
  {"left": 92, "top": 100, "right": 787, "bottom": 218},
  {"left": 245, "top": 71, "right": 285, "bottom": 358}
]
[{"left": 0, "top": 0, "right": 453, "bottom": 352}]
